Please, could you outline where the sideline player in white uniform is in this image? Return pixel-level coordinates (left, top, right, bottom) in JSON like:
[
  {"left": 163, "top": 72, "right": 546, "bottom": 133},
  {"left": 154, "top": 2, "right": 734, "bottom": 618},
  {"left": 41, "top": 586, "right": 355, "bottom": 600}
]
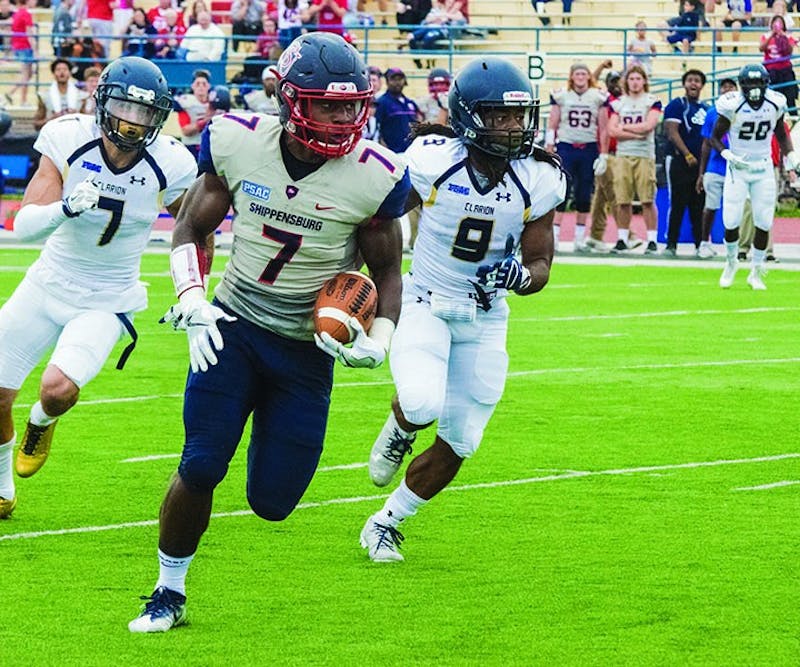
[
  {"left": 360, "top": 57, "right": 566, "bottom": 562},
  {"left": 128, "top": 32, "right": 410, "bottom": 632},
  {"left": 0, "top": 57, "right": 196, "bottom": 519},
  {"left": 711, "top": 63, "right": 799, "bottom": 290},
  {"left": 545, "top": 62, "right": 607, "bottom": 250}
]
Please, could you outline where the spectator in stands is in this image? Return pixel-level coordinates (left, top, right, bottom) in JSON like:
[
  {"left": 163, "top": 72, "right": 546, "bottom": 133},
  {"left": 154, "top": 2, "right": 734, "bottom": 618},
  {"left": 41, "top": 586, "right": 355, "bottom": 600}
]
[
  {"left": 608, "top": 65, "right": 663, "bottom": 254},
  {"left": 78, "top": 64, "right": 100, "bottom": 114},
  {"left": 83, "top": 0, "right": 115, "bottom": 52},
  {"left": 231, "top": 0, "right": 266, "bottom": 50},
  {"left": 303, "top": 0, "right": 347, "bottom": 36},
  {"left": 546, "top": 63, "right": 607, "bottom": 252},
  {"left": 32, "top": 58, "right": 80, "bottom": 130},
  {"left": 760, "top": 14, "right": 798, "bottom": 113},
  {"left": 153, "top": 9, "right": 187, "bottom": 58},
  {"left": 51, "top": 0, "right": 75, "bottom": 56},
  {"left": 770, "top": 0, "right": 794, "bottom": 30},
  {"left": 416, "top": 66, "right": 449, "bottom": 124},
  {"left": 357, "top": 0, "right": 387, "bottom": 25},
  {"left": 174, "top": 68, "right": 213, "bottom": 160},
  {"left": 255, "top": 12, "right": 281, "bottom": 59},
  {"left": 660, "top": 0, "right": 701, "bottom": 54},
  {"left": 663, "top": 69, "right": 708, "bottom": 257},
  {"left": 362, "top": 65, "right": 382, "bottom": 141},
  {"left": 277, "top": 0, "right": 308, "bottom": 47},
  {"left": 148, "top": 0, "right": 183, "bottom": 34},
  {"left": 114, "top": 0, "right": 134, "bottom": 36},
  {"left": 244, "top": 65, "right": 280, "bottom": 113},
  {"left": 182, "top": 9, "right": 226, "bottom": 60},
  {"left": 186, "top": 0, "right": 209, "bottom": 26},
  {"left": 395, "top": 0, "right": 430, "bottom": 33},
  {"left": 709, "top": 0, "right": 752, "bottom": 53},
  {"left": 531, "top": 0, "right": 573, "bottom": 27},
  {"left": 627, "top": 20, "right": 657, "bottom": 74},
  {"left": 5, "top": 0, "right": 38, "bottom": 107},
  {"left": 123, "top": 8, "right": 158, "bottom": 59},
  {"left": 375, "top": 67, "right": 422, "bottom": 152},
  {"left": 63, "top": 28, "right": 106, "bottom": 81},
  {"left": 697, "top": 76, "right": 735, "bottom": 259}
]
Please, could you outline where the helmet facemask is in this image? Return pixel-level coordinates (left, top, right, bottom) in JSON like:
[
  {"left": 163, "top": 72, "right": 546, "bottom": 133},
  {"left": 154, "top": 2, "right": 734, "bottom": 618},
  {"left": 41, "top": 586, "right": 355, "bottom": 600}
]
[
  {"left": 463, "top": 99, "right": 539, "bottom": 160},
  {"left": 279, "top": 80, "right": 372, "bottom": 158},
  {"left": 96, "top": 85, "right": 171, "bottom": 152}
]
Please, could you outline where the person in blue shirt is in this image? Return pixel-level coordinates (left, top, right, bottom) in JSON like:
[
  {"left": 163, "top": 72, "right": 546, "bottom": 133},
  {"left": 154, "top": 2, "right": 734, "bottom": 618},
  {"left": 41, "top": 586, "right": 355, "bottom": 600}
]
[
  {"left": 660, "top": 0, "right": 701, "bottom": 53},
  {"left": 663, "top": 68, "right": 708, "bottom": 257},
  {"left": 375, "top": 67, "right": 423, "bottom": 152},
  {"left": 696, "top": 76, "right": 737, "bottom": 259}
]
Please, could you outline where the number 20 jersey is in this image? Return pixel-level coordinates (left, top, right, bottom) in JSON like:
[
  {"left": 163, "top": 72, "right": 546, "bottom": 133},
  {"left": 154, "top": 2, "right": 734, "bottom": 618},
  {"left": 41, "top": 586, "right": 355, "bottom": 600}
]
[
  {"left": 715, "top": 88, "right": 786, "bottom": 162},
  {"left": 32, "top": 114, "right": 197, "bottom": 312},
  {"left": 405, "top": 136, "right": 566, "bottom": 300},
  {"left": 205, "top": 113, "right": 407, "bottom": 340}
]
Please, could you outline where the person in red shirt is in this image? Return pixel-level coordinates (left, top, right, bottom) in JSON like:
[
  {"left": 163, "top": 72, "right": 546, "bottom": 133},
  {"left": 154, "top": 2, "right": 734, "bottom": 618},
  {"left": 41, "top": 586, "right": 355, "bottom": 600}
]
[
  {"left": 255, "top": 13, "right": 280, "bottom": 58},
  {"left": 148, "top": 0, "right": 186, "bottom": 35},
  {"left": 6, "top": 0, "right": 37, "bottom": 106},
  {"left": 85, "top": 0, "right": 114, "bottom": 53},
  {"left": 304, "top": 0, "right": 347, "bottom": 35}
]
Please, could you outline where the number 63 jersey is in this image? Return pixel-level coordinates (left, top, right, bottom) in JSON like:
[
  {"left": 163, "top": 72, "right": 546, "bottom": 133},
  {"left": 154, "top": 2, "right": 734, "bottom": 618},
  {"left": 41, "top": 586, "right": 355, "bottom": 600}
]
[
  {"left": 31, "top": 114, "right": 197, "bottom": 312},
  {"left": 405, "top": 136, "right": 566, "bottom": 300}
]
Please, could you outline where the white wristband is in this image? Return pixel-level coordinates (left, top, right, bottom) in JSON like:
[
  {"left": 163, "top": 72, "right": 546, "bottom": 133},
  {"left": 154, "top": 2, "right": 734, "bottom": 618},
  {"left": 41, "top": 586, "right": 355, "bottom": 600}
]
[
  {"left": 545, "top": 129, "right": 556, "bottom": 145},
  {"left": 13, "top": 201, "right": 70, "bottom": 242},
  {"left": 368, "top": 316, "right": 395, "bottom": 352},
  {"left": 170, "top": 242, "right": 206, "bottom": 298}
]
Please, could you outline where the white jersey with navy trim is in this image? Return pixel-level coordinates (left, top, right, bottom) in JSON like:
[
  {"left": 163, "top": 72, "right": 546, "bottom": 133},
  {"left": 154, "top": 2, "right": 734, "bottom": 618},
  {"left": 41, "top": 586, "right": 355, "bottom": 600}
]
[
  {"left": 716, "top": 88, "right": 786, "bottom": 162},
  {"left": 405, "top": 136, "right": 566, "bottom": 301},
  {"left": 206, "top": 113, "right": 408, "bottom": 340},
  {"left": 31, "top": 114, "right": 197, "bottom": 312},
  {"left": 550, "top": 87, "right": 607, "bottom": 144}
]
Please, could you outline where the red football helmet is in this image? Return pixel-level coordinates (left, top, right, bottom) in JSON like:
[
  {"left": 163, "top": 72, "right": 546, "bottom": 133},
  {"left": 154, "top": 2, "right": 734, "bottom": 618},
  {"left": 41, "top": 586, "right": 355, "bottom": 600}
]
[{"left": 428, "top": 68, "right": 451, "bottom": 96}]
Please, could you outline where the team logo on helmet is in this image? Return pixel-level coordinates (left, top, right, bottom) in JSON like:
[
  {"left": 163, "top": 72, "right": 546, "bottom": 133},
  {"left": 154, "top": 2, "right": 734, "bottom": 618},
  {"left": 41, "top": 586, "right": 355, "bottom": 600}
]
[
  {"left": 277, "top": 41, "right": 303, "bottom": 77},
  {"left": 127, "top": 85, "right": 156, "bottom": 103},
  {"left": 503, "top": 91, "right": 533, "bottom": 104}
]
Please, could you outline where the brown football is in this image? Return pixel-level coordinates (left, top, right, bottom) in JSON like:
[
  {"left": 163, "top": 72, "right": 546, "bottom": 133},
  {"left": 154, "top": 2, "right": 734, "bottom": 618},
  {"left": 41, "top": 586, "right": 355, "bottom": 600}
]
[{"left": 314, "top": 271, "right": 378, "bottom": 344}]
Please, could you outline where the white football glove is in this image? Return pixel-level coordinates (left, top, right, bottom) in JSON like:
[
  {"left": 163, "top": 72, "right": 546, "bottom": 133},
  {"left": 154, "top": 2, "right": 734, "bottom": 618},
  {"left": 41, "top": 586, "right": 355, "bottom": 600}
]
[
  {"left": 720, "top": 149, "right": 749, "bottom": 172},
  {"left": 160, "top": 292, "right": 237, "bottom": 373},
  {"left": 593, "top": 153, "right": 609, "bottom": 176},
  {"left": 62, "top": 176, "right": 100, "bottom": 218},
  {"left": 314, "top": 317, "right": 387, "bottom": 369}
]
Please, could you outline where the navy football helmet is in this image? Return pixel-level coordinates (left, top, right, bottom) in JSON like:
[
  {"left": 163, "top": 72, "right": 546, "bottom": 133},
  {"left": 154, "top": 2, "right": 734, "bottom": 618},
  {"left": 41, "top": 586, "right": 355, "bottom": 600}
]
[
  {"left": 209, "top": 85, "right": 231, "bottom": 112},
  {"left": 95, "top": 56, "right": 173, "bottom": 152},
  {"left": 738, "top": 63, "right": 769, "bottom": 108},
  {"left": 274, "top": 32, "right": 372, "bottom": 158},
  {"left": 449, "top": 58, "right": 539, "bottom": 160}
]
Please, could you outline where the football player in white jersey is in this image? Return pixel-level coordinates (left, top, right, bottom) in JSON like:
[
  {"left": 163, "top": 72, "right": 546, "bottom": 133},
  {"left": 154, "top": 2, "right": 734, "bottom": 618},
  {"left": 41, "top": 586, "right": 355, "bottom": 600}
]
[
  {"left": 545, "top": 62, "right": 607, "bottom": 250},
  {"left": 0, "top": 57, "right": 196, "bottom": 520},
  {"left": 129, "top": 32, "right": 410, "bottom": 632},
  {"left": 711, "top": 63, "right": 799, "bottom": 290},
  {"left": 360, "top": 57, "right": 566, "bottom": 563}
]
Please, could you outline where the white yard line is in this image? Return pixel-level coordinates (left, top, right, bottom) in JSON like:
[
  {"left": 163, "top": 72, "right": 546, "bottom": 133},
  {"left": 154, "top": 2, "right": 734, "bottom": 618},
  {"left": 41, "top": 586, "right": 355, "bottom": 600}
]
[
  {"left": 2, "top": 453, "right": 797, "bottom": 543},
  {"left": 516, "top": 306, "right": 800, "bottom": 323},
  {"left": 732, "top": 480, "right": 800, "bottom": 491}
]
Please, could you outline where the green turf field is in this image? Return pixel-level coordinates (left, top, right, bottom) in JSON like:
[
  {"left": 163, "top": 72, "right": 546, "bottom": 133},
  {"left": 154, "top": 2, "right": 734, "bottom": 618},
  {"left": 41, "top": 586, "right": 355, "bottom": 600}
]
[{"left": 0, "top": 249, "right": 798, "bottom": 665}]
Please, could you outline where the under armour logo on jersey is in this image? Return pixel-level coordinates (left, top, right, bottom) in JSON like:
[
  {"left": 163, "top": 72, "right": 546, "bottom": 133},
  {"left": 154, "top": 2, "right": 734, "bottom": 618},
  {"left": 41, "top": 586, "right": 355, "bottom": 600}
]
[
  {"left": 496, "top": 192, "right": 512, "bottom": 202},
  {"left": 130, "top": 175, "right": 146, "bottom": 185},
  {"left": 286, "top": 185, "right": 299, "bottom": 199}
]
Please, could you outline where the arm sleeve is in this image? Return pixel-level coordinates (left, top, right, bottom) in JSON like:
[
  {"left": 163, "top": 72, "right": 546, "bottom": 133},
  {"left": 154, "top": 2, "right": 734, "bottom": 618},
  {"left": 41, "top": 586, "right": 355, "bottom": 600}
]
[{"left": 374, "top": 169, "right": 411, "bottom": 219}]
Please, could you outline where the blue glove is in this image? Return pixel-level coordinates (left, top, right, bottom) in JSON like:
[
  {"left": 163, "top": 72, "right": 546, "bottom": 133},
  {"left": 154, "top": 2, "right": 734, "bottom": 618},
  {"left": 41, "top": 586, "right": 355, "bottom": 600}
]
[{"left": 475, "top": 234, "right": 532, "bottom": 293}]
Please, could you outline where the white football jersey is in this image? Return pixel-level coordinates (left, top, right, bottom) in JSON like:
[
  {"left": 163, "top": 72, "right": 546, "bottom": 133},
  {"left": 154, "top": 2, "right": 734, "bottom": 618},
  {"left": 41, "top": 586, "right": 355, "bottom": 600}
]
[
  {"left": 550, "top": 87, "right": 607, "bottom": 144},
  {"left": 715, "top": 88, "right": 786, "bottom": 161},
  {"left": 31, "top": 114, "right": 197, "bottom": 312},
  {"left": 405, "top": 136, "right": 566, "bottom": 301},
  {"left": 206, "top": 113, "right": 407, "bottom": 340},
  {"left": 610, "top": 93, "right": 662, "bottom": 158}
]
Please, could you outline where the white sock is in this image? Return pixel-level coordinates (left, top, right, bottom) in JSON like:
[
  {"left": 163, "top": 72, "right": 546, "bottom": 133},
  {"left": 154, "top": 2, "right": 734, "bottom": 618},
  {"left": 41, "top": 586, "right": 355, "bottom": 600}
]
[
  {"left": 30, "top": 401, "right": 57, "bottom": 427},
  {"left": 574, "top": 224, "right": 585, "bottom": 244},
  {"left": 375, "top": 479, "right": 428, "bottom": 527},
  {"left": 156, "top": 549, "right": 194, "bottom": 596},
  {"left": 619, "top": 228, "right": 630, "bottom": 243},
  {"left": 725, "top": 241, "right": 739, "bottom": 261},
  {"left": 535, "top": 1, "right": 545, "bottom": 14},
  {"left": 0, "top": 435, "right": 15, "bottom": 499},
  {"left": 752, "top": 248, "right": 766, "bottom": 267},
  {"left": 646, "top": 229, "right": 657, "bottom": 243},
  {"left": 553, "top": 224, "right": 561, "bottom": 245}
]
